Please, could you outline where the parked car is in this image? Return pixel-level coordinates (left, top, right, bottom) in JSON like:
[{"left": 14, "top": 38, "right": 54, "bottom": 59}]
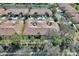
[
  {"left": 1, "top": 16, "right": 7, "bottom": 20},
  {"left": 37, "top": 16, "right": 46, "bottom": 21},
  {"left": 11, "top": 17, "right": 18, "bottom": 20},
  {"left": 29, "top": 16, "right": 34, "bottom": 21}
]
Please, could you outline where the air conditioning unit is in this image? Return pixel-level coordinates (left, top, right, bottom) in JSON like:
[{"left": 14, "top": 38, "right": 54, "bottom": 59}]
[
  {"left": 0, "top": 21, "right": 2, "bottom": 23},
  {"left": 12, "top": 21, "right": 17, "bottom": 25},
  {"left": 0, "top": 21, "right": 2, "bottom": 24}
]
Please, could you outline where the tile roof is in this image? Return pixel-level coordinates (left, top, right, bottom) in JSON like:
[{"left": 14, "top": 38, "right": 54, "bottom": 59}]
[
  {"left": 4, "top": 8, "right": 29, "bottom": 15},
  {"left": 23, "top": 21, "right": 60, "bottom": 35},
  {"left": 58, "top": 3, "right": 79, "bottom": 15},
  {"left": 58, "top": 3, "right": 70, "bottom": 9},
  {"left": 0, "top": 27, "right": 16, "bottom": 36},
  {"left": 0, "top": 20, "right": 60, "bottom": 36},
  {"left": 58, "top": 3, "right": 79, "bottom": 24},
  {"left": 29, "top": 8, "right": 52, "bottom": 16},
  {"left": 0, "top": 7, "right": 52, "bottom": 16},
  {"left": 65, "top": 6, "right": 79, "bottom": 16},
  {"left": 0, "top": 20, "right": 23, "bottom": 35},
  {"left": 71, "top": 16, "right": 79, "bottom": 24}
]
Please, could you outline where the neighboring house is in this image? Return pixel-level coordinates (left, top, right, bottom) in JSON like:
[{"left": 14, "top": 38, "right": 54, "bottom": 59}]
[
  {"left": 5, "top": 8, "right": 29, "bottom": 15},
  {"left": 65, "top": 6, "right": 79, "bottom": 17},
  {"left": 0, "top": 6, "right": 59, "bottom": 36},
  {"left": 57, "top": 3, "right": 69, "bottom": 10},
  {"left": 58, "top": 3, "right": 79, "bottom": 24},
  {"left": 0, "top": 7, "right": 29, "bottom": 15},
  {"left": 58, "top": 3, "right": 79, "bottom": 17},
  {"left": 71, "top": 16, "right": 79, "bottom": 24},
  {"left": 29, "top": 8, "right": 52, "bottom": 16},
  {"left": 0, "top": 7, "right": 52, "bottom": 16}
]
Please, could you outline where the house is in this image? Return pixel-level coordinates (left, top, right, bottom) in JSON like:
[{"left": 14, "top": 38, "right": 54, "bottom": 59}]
[
  {"left": 23, "top": 21, "right": 60, "bottom": 35},
  {"left": 0, "top": 20, "right": 23, "bottom": 36},
  {"left": 58, "top": 3, "right": 70, "bottom": 10},
  {"left": 58, "top": 3, "right": 79, "bottom": 17},
  {"left": 29, "top": 8, "right": 52, "bottom": 16},
  {"left": 0, "top": 7, "right": 53, "bottom": 16},
  {"left": 4, "top": 7, "right": 29, "bottom": 15},
  {"left": 58, "top": 3, "right": 79, "bottom": 24},
  {"left": 13, "top": 20, "right": 23, "bottom": 34},
  {"left": 65, "top": 6, "right": 79, "bottom": 17},
  {"left": 0, "top": 27, "right": 16, "bottom": 36}
]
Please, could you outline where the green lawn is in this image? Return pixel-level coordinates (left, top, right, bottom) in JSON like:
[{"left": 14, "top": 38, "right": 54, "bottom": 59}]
[
  {"left": 71, "top": 3, "right": 79, "bottom": 11},
  {"left": 0, "top": 3, "right": 49, "bottom": 7}
]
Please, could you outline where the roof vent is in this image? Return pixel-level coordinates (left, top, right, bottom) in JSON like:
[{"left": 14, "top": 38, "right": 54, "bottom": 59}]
[
  {"left": 47, "top": 21, "right": 52, "bottom": 26},
  {"left": 31, "top": 22, "right": 37, "bottom": 26},
  {"left": 0, "top": 21, "right": 2, "bottom": 24},
  {"left": 12, "top": 21, "right": 17, "bottom": 25}
]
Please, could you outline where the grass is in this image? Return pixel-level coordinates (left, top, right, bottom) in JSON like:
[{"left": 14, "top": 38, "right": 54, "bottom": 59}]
[
  {"left": 71, "top": 3, "right": 79, "bottom": 11},
  {"left": 0, "top": 3, "right": 49, "bottom": 7},
  {"left": 0, "top": 34, "right": 49, "bottom": 48}
]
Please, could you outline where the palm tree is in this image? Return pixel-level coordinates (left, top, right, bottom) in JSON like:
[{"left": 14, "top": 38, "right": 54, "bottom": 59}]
[
  {"left": 47, "top": 21, "right": 52, "bottom": 26},
  {"left": 21, "top": 22, "right": 26, "bottom": 34},
  {"left": 31, "top": 20, "right": 37, "bottom": 26},
  {"left": 31, "top": 12, "right": 38, "bottom": 26}
]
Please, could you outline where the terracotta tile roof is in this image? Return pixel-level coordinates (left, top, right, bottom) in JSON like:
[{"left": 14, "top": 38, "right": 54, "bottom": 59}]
[
  {"left": 0, "top": 7, "right": 52, "bottom": 16},
  {"left": 71, "top": 16, "right": 79, "bottom": 24},
  {"left": 73, "top": 13, "right": 79, "bottom": 16},
  {"left": 65, "top": 6, "right": 77, "bottom": 11},
  {"left": 14, "top": 21, "right": 23, "bottom": 34},
  {"left": 5, "top": 8, "right": 29, "bottom": 15},
  {"left": 0, "top": 20, "right": 23, "bottom": 34},
  {"left": 58, "top": 3, "right": 79, "bottom": 15},
  {"left": 23, "top": 21, "right": 60, "bottom": 35},
  {"left": 0, "top": 20, "right": 60, "bottom": 36},
  {"left": 58, "top": 3, "right": 70, "bottom": 9},
  {"left": 29, "top": 8, "right": 52, "bottom": 16},
  {"left": 0, "top": 20, "right": 17, "bottom": 27},
  {"left": 23, "top": 28, "right": 49, "bottom": 35},
  {"left": 0, "top": 27, "right": 16, "bottom": 36},
  {"left": 27, "top": 21, "right": 59, "bottom": 30},
  {"left": 65, "top": 6, "right": 79, "bottom": 16}
]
